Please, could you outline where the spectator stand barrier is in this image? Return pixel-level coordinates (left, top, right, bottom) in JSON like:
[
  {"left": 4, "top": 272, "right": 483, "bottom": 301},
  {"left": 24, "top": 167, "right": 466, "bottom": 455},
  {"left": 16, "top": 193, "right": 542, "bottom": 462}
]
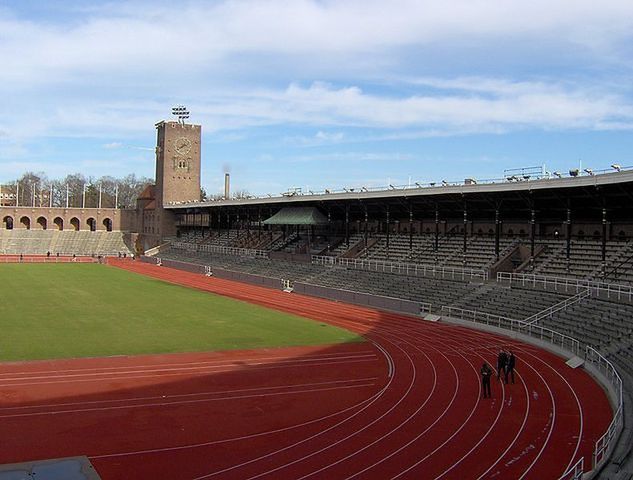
[
  {"left": 497, "top": 272, "right": 633, "bottom": 303},
  {"left": 587, "top": 346, "right": 624, "bottom": 472},
  {"left": 0, "top": 255, "right": 99, "bottom": 264},
  {"left": 311, "top": 255, "right": 488, "bottom": 282},
  {"left": 441, "top": 306, "right": 623, "bottom": 480},
  {"left": 294, "top": 281, "right": 424, "bottom": 316},
  {"left": 523, "top": 288, "right": 592, "bottom": 325},
  {"left": 171, "top": 241, "right": 269, "bottom": 259}
]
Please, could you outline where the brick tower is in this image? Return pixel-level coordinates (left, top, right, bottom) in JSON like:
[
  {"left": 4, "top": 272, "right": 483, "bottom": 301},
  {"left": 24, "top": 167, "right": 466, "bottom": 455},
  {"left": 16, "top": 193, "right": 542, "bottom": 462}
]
[{"left": 152, "top": 120, "right": 201, "bottom": 239}]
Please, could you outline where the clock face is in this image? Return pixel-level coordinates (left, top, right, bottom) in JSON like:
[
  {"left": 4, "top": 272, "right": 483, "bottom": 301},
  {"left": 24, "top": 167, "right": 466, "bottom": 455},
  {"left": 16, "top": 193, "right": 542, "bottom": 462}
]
[{"left": 174, "top": 137, "right": 192, "bottom": 155}]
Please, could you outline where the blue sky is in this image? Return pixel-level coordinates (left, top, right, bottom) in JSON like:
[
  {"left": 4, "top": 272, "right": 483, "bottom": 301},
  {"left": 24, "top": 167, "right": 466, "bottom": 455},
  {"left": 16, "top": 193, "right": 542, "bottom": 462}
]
[{"left": 1, "top": 0, "right": 632, "bottom": 196}]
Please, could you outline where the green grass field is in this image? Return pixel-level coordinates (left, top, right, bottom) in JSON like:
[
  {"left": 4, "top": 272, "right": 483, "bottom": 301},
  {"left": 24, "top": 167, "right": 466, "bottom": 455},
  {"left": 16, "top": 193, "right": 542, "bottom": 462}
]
[{"left": 0, "top": 264, "right": 361, "bottom": 362}]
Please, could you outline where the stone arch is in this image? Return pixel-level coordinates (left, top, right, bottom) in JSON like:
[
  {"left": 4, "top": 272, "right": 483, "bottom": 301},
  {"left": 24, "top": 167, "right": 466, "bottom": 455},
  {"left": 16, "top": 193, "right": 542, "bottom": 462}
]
[
  {"left": 20, "top": 216, "right": 31, "bottom": 230},
  {"left": 102, "top": 217, "right": 113, "bottom": 232},
  {"left": 36, "top": 216, "right": 47, "bottom": 230},
  {"left": 70, "top": 217, "right": 80, "bottom": 231},
  {"left": 87, "top": 217, "right": 97, "bottom": 232},
  {"left": 3, "top": 216, "right": 13, "bottom": 230},
  {"left": 618, "top": 230, "right": 627, "bottom": 241},
  {"left": 577, "top": 230, "right": 585, "bottom": 239},
  {"left": 593, "top": 230, "right": 601, "bottom": 240},
  {"left": 53, "top": 217, "right": 64, "bottom": 231}
]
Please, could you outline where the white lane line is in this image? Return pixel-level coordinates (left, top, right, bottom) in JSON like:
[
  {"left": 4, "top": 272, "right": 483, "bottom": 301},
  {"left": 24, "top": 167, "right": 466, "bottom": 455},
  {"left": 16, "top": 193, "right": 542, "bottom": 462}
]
[
  {"left": 190, "top": 332, "right": 404, "bottom": 480},
  {"left": 237, "top": 318, "right": 441, "bottom": 480},
  {"left": 90, "top": 346, "right": 394, "bottom": 461},
  {"left": 0, "top": 377, "right": 380, "bottom": 412},
  {"left": 0, "top": 383, "right": 377, "bottom": 419},
  {"left": 518, "top": 350, "right": 584, "bottom": 476},
  {"left": 0, "top": 351, "right": 377, "bottom": 378},
  {"left": 0, "top": 358, "right": 377, "bottom": 388},
  {"left": 0, "top": 354, "right": 377, "bottom": 382}
]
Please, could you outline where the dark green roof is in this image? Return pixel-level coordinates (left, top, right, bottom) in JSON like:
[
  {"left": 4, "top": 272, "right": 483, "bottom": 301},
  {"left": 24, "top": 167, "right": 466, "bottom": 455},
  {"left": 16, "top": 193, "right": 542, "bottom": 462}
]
[{"left": 263, "top": 207, "right": 328, "bottom": 225}]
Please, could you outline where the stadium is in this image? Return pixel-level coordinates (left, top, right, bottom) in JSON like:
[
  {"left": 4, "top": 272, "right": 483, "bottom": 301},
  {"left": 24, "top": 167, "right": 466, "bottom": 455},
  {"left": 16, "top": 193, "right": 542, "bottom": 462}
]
[{"left": 0, "top": 115, "right": 631, "bottom": 480}]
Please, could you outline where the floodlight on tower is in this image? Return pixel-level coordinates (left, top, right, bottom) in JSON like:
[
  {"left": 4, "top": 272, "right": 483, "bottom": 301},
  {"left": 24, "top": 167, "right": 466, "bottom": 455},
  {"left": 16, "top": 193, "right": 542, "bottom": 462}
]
[{"left": 171, "top": 105, "right": 190, "bottom": 125}]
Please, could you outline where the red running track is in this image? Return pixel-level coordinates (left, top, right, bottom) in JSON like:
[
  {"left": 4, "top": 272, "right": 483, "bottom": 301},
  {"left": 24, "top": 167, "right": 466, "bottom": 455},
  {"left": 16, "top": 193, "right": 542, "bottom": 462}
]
[{"left": 0, "top": 259, "right": 612, "bottom": 480}]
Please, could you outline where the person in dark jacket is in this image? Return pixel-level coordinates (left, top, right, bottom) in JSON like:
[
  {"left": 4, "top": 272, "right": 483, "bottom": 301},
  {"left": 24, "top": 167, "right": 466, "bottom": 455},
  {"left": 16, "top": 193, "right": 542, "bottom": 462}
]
[
  {"left": 481, "top": 362, "right": 493, "bottom": 398},
  {"left": 497, "top": 349, "right": 507, "bottom": 381},
  {"left": 505, "top": 350, "right": 516, "bottom": 384}
]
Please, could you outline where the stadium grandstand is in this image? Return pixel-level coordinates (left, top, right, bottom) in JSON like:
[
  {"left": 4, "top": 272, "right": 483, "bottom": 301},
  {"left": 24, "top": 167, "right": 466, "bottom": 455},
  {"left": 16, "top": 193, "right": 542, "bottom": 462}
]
[{"left": 2, "top": 117, "right": 633, "bottom": 479}]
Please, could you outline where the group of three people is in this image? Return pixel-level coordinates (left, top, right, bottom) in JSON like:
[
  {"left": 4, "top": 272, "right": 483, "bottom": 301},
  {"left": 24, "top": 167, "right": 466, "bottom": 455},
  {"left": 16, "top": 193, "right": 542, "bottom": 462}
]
[{"left": 480, "top": 348, "right": 516, "bottom": 399}]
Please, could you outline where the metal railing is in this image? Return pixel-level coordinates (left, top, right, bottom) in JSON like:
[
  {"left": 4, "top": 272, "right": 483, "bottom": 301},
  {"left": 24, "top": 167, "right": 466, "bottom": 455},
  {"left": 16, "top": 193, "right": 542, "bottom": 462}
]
[
  {"left": 171, "top": 241, "right": 269, "bottom": 259},
  {"left": 441, "top": 306, "right": 584, "bottom": 366},
  {"left": 558, "top": 457, "right": 584, "bottom": 480},
  {"left": 586, "top": 346, "right": 624, "bottom": 471},
  {"left": 441, "top": 306, "right": 623, "bottom": 478},
  {"left": 312, "top": 255, "right": 488, "bottom": 281},
  {"left": 497, "top": 272, "right": 633, "bottom": 302},
  {"left": 524, "top": 288, "right": 591, "bottom": 325},
  {"left": 0, "top": 255, "right": 99, "bottom": 263}
]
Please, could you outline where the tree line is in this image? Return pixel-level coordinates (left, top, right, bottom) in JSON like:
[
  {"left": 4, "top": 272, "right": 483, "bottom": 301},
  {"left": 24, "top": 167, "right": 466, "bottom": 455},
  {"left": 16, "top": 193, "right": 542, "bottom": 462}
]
[{"left": 1, "top": 172, "right": 153, "bottom": 209}]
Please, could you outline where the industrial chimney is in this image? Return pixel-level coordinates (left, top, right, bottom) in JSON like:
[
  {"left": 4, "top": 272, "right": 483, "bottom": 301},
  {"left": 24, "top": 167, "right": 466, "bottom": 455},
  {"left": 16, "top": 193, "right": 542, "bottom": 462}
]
[{"left": 224, "top": 173, "right": 230, "bottom": 199}]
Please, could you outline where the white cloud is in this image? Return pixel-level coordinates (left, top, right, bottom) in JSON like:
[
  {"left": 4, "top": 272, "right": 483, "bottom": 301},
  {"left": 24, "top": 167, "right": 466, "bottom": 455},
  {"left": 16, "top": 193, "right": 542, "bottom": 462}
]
[
  {"left": 102, "top": 142, "right": 123, "bottom": 149},
  {"left": 1, "top": 0, "right": 633, "bottom": 88}
]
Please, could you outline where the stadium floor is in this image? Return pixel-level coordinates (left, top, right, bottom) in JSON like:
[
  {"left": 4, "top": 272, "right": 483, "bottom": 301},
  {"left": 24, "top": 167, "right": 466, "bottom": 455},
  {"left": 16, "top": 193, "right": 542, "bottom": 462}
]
[{"left": 0, "top": 259, "right": 613, "bottom": 479}]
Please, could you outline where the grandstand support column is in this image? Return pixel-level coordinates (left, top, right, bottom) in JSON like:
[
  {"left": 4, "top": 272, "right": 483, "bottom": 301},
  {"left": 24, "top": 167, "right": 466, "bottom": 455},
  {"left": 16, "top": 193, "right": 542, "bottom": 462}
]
[
  {"left": 246, "top": 210, "right": 251, "bottom": 239},
  {"left": 566, "top": 207, "right": 572, "bottom": 273},
  {"left": 327, "top": 209, "right": 331, "bottom": 253},
  {"left": 409, "top": 204, "right": 413, "bottom": 252},
  {"left": 363, "top": 204, "right": 368, "bottom": 249},
  {"left": 386, "top": 206, "right": 390, "bottom": 253},
  {"left": 494, "top": 208, "right": 500, "bottom": 260},
  {"left": 434, "top": 207, "right": 439, "bottom": 253},
  {"left": 463, "top": 206, "right": 468, "bottom": 266},
  {"left": 345, "top": 205, "right": 350, "bottom": 247},
  {"left": 602, "top": 208, "right": 608, "bottom": 278},
  {"left": 226, "top": 211, "right": 230, "bottom": 238},
  {"left": 258, "top": 208, "right": 262, "bottom": 241},
  {"left": 530, "top": 209, "right": 536, "bottom": 270}
]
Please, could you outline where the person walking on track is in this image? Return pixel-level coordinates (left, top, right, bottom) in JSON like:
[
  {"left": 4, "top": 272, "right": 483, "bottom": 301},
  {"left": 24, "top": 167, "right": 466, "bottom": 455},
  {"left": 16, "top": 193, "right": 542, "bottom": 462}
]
[
  {"left": 505, "top": 350, "right": 516, "bottom": 384},
  {"left": 497, "top": 348, "right": 507, "bottom": 381},
  {"left": 481, "top": 362, "right": 493, "bottom": 398}
]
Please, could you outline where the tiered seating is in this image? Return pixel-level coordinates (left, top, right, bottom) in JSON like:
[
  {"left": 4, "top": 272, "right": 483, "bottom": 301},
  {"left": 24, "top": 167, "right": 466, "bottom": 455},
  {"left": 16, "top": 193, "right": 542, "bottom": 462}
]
[
  {"left": 328, "top": 234, "right": 365, "bottom": 257},
  {"left": 0, "top": 230, "right": 133, "bottom": 255},
  {"left": 603, "top": 243, "right": 633, "bottom": 284},
  {"left": 357, "top": 234, "right": 514, "bottom": 269},
  {"left": 539, "top": 298, "right": 633, "bottom": 351},
  {"left": 452, "top": 283, "right": 568, "bottom": 319},
  {"left": 530, "top": 239, "right": 629, "bottom": 280}
]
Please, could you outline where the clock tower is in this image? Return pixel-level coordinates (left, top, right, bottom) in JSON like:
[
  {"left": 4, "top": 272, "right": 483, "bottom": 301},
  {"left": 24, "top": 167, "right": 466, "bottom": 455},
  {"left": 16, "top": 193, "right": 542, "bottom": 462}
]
[
  {"left": 151, "top": 120, "right": 202, "bottom": 239},
  {"left": 155, "top": 120, "right": 201, "bottom": 208}
]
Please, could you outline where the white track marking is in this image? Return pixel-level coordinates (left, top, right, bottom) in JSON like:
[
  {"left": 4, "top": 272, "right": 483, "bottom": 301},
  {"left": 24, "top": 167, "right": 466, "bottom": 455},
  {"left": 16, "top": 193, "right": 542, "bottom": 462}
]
[
  {"left": 90, "top": 388, "right": 382, "bottom": 459},
  {"left": 0, "top": 351, "right": 376, "bottom": 378},
  {"left": 0, "top": 358, "right": 376, "bottom": 388},
  {"left": 517, "top": 349, "right": 584, "bottom": 476},
  {"left": 0, "top": 354, "right": 376, "bottom": 382},
  {"left": 304, "top": 338, "right": 456, "bottom": 480},
  {"left": 0, "top": 383, "right": 377, "bottom": 419},
  {"left": 473, "top": 370, "right": 530, "bottom": 480},
  {"left": 0, "top": 377, "right": 379, "bottom": 412},
  {"left": 190, "top": 333, "right": 405, "bottom": 480}
]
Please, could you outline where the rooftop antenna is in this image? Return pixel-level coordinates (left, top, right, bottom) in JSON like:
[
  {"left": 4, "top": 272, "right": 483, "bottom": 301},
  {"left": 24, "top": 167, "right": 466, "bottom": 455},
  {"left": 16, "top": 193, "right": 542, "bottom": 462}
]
[{"left": 171, "top": 105, "right": 190, "bottom": 125}]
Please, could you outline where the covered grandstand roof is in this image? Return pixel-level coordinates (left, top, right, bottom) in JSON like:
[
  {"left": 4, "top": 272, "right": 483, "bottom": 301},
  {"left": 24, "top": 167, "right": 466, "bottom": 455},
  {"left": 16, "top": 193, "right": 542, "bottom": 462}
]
[{"left": 263, "top": 207, "right": 328, "bottom": 225}]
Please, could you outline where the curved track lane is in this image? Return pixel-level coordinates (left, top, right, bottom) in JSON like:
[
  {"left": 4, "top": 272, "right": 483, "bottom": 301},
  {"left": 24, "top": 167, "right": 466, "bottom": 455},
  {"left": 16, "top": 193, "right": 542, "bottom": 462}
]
[{"left": 0, "top": 260, "right": 613, "bottom": 480}]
